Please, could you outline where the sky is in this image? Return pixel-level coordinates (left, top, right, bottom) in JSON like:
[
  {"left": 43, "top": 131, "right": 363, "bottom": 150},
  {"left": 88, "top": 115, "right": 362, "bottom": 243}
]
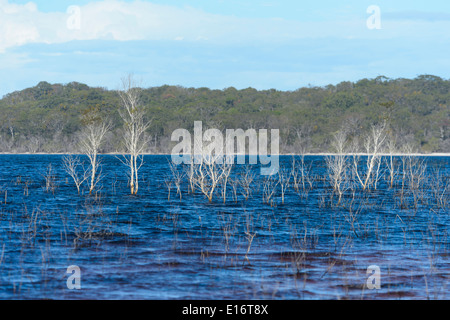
[{"left": 1, "top": 0, "right": 450, "bottom": 96}]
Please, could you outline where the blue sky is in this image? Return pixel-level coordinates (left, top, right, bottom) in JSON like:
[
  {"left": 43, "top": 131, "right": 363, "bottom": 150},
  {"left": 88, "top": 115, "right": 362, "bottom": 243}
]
[{"left": 1, "top": 0, "right": 450, "bottom": 96}]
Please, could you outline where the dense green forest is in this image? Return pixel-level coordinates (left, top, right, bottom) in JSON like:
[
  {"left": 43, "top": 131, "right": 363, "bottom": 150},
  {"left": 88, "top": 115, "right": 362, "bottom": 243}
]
[{"left": 0, "top": 74, "right": 448, "bottom": 154}]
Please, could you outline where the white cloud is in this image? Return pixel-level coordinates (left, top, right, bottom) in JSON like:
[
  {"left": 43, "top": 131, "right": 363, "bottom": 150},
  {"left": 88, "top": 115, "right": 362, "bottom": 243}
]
[
  {"left": 0, "top": 0, "right": 251, "bottom": 51},
  {"left": 0, "top": 0, "right": 449, "bottom": 53}
]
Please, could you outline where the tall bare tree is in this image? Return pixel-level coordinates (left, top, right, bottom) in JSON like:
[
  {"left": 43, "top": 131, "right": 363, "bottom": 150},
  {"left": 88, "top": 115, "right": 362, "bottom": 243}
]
[
  {"left": 352, "top": 121, "right": 387, "bottom": 191},
  {"left": 326, "top": 129, "right": 349, "bottom": 204},
  {"left": 278, "top": 166, "right": 291, "bottom": 204},
  {"left": 79, "top": 107, "right": 111, "bottom": 195},
  {"left": 193, "top": 134, "right": 227, "bottom": 203},
  {"left": 384, "top": 132, "right": 398, "bottom": 188},
  {"left": 118, "top": 74, "right": 151, "bottom": 195}
]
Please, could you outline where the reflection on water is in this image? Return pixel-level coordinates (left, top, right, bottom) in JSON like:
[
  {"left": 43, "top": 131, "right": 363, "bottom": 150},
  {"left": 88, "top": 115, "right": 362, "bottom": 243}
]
[{"left": 0, "top": 155, "right": 448, "bottom": 299}]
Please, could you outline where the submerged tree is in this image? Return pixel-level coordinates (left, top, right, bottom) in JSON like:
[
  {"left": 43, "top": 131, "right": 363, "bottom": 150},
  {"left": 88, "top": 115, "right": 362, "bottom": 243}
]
[
  {"left": 352, "top": 121, "right": 387, "bottom": 191},
  {"left": 326, "top": 128, "right": 349, "bottom": 204},
  {"left": 118, "top": 74, "right": 151, "bottom": 195},
  {"left": 384, "top": 132, "right": 398, "bottom": 189},
  {"left": 62, "top": 154, "right": 89, "bottom": 194},
  {"left": 192, "top": 130, "right": 227, "bottom": 203},
  {"left": 79, "top": 107, "right": 111, "bottom": 195}
]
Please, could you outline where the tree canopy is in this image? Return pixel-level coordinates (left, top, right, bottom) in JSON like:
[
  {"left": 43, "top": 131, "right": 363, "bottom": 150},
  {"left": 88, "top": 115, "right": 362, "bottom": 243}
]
[{"left": 0, "top": 75, "right": 448, "bottom": 154}]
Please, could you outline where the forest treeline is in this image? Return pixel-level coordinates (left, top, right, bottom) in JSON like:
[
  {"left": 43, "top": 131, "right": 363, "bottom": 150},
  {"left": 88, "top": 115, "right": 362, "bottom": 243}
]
[{"left": 0, "top": 74, "right": 448, "bottom": 154}]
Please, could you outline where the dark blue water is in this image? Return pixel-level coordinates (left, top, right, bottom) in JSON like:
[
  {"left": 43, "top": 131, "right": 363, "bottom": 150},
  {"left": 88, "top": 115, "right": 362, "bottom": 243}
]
[{"left": 0, "top": 155, "right": 448, "bottom": 299}]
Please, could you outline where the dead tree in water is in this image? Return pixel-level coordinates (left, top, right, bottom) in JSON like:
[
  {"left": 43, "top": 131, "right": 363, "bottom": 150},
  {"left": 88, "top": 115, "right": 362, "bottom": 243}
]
[
  {"left": 278, "top": 167, "right": 291, "bottom": 204},
  {"left": 399, "top": 143, "right": 427, "bottom": 209},
  {"left": 326, "top": 129, "right": 348, "bottom": 205},
  {"left": 384, "top": 134, "right": 398, "bottom": 189},
  {"left": 238, "top": 165, "right": 255, "bottom": 201},
  {"left": 168, "top": 159, "right": 183, "bottom": 200},
  {"left": 193, "top": 151, "right": 229, "bottom": 203},
  {"left": 62, "top": 155, "right": 89, "bottom": 194},
  {"left": 352, "top": 121, "right": 387, "bottom": 191},
  {"left": 42, "top": 164, "right": 57, "bottom": 194},
  {"left": 118, "top": 74, "right": 151, "bottom": 195},
  {"left": 79, "top": 107, "right": 111, "bottom": 195}
]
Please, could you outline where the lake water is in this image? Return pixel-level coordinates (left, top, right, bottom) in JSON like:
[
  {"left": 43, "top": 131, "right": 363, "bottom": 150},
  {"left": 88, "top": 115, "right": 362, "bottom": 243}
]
[{"left": 0, "top": 154, "right": 448, "bottom": 300}]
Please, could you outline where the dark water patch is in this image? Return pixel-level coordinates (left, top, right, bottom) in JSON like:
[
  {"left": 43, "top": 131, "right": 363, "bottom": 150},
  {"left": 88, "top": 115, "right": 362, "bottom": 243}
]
[
  {"left": 376, "top": 290, "right": 418, "bottom": 299},
  {"left": 270, "top": 251, "right": 333, "bottom": 263}
]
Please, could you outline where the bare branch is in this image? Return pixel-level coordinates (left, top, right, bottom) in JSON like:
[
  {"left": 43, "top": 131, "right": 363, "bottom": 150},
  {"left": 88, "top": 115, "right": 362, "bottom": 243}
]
[{"left": 118, "top": 74, "right": 152, "bottom": 195}]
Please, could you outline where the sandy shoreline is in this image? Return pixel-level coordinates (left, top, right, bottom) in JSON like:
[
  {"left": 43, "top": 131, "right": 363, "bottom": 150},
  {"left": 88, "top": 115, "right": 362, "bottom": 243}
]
[
  {"left": 0, "top": 152, "right": 448, "bottom": 156},
  {"left": 281, "top": 152, "right": 450, "bottom": 157}
]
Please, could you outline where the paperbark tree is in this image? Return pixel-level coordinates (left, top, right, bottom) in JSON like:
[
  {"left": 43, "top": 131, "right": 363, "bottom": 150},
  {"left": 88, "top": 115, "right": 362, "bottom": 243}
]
[
  {"left": 326, "top": 129, "right": 348, "bottom": 204},
  {"left": 352, "top": 121, "right": 387, "bottom": 191},
  {"left": 238, "top": 165, "right": 255, "bottom": 201},
  {"left": 79, "top": 108, "right": 111, "bottom": 195},
  {"left": 190, "top": 128, "right": 231, "bottom": 203},
  {"left": 385, "top": 133, "right": 398, "bottom": 188},
  {"left": 118, "top": 74, "right": 151, "bottom": 195},
  {"left": 278, "top": 167, "right": 291, "bottom": 205},
  {"left": 62, "top": 154, "right": 89, "bottom": 194}
]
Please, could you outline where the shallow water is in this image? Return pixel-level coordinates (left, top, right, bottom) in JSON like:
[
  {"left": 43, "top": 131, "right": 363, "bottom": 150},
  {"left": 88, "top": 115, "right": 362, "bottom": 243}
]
[{"left": 0, "top": 155, "right": 448, "bottom": 300}]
